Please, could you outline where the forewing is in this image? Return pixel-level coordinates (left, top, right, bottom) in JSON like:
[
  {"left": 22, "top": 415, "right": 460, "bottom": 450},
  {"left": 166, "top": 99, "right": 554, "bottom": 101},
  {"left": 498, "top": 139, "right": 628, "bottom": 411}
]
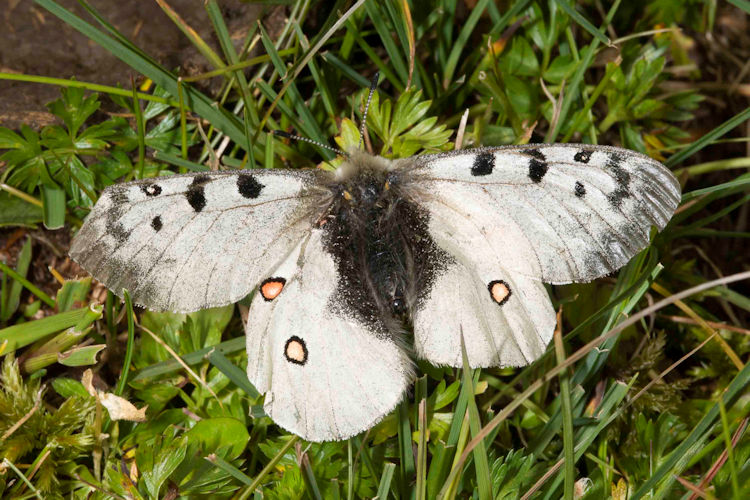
[
  {"left": 245, "top": 229, "right": 412, "bottom": 441},
  {"left": 70, "top": 170, "right": 317, "bottom": 311},
  {"left": 411, "top": 144, "right": 680, "bottom": 284}
]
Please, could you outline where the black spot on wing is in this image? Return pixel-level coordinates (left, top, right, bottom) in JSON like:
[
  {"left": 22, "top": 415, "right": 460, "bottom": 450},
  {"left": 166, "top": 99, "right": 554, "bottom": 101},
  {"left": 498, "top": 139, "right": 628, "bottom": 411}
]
[
  {"left": 191, "top": 174, "right": 211, "bottom": 186},
  {"left": 471, "top": 153, "right": 495, "bottom": 176},
  {"left": 237, "top": 174, "right": 264, "bottom": 198},
  {"left": 186, "top": 187, "right": 206, "bottom": 212},
  {"left": 528, "top": 158, "right": 548, "bottom": 183},
  {"left": 107, "top": 221, "right": 131, "bottom": 243},
  {"left": 109, "top": 187, "right": 129, "bottom": 205},
  {"left": 141, "top": 183, "right": 162, "bottom": 196},
  {"left": 524, "top": 149, "right": 546, "bottom": 160},
  {"left": 151, "top": 215, "right": 163, "bottom": 231},
  {"left": 186, "top": 175, "right": 209, "bottom": 212},
  {"left": 574, "top": 150, "right": 592, "bottom": 163},
  {"left": 606, "top": 153, "right": 631, "bottom": 208},
  {"left": 575, "top": 181, "right": 586, "bottom": 197}
]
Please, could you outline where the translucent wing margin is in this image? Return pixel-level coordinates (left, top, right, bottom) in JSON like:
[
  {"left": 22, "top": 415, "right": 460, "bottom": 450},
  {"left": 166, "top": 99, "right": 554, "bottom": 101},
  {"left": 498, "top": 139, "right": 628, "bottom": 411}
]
[
  {"left": 410, "top": 144, "right": 680, "bottom": 284},
  {"left": 70, "top": 170, "right": 317, "bottom": 312}
]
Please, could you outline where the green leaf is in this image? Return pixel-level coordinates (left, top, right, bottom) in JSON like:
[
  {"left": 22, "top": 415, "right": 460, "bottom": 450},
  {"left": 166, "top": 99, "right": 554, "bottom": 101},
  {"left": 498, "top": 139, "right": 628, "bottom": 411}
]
[
  {"left": 543, "top": 55, "right": 576, "bottom": 84},
  {"left": 40, "top": 183, "right": 66, "bottom": 230},
  {"left": 46, "top": 86, "right": 101, "bottom": 137},
  {"left": 51, "top": 377, "right": 92, "bottom": 399},
  {"left": 0, "top": 307, "right": 91, "bottom": 355},
  {"left": 57, "top": 344, "right": 105, "bottom": 366},
  {"left": 1, "top": 237, "right": 32, "bottom": 322},
  {"left": 185, "top": 417, "right": 250, "bottom": 460},
  {"left": 142, "top": 433, "right": 189, "bottom": 498},
  {"left": 501, "top": 37, "right": 540, "bottom": 77},
  {"left": 55, "top": 277, "right": 92, "bottom": 312}
]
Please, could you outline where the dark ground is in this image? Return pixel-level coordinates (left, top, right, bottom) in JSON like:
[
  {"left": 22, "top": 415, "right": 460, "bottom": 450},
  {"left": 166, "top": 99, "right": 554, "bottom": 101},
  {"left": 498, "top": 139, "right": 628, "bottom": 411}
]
[{"left": 0, "top": 0, "right": 267, "bottom": 129}]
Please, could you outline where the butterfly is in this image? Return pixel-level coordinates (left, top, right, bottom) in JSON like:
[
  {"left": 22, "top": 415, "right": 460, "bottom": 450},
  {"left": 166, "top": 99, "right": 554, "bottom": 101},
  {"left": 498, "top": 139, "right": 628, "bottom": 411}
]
[{"left": 70, "top": 114, "right": 680, "bottom": 441}]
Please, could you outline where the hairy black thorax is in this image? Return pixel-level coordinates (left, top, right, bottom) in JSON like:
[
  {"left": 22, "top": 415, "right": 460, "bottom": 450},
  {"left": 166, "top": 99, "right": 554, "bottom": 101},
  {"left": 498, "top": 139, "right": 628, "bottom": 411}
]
[{"left": 317, "top": 153, "right": 447, "bottom": 337}]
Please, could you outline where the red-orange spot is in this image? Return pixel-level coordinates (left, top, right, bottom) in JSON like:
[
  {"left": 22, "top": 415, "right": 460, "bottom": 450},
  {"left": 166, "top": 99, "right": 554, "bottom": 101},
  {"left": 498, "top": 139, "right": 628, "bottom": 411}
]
[
  {"left": 284, "top": 336, "right": 308, "bottom": 365},
  {"left": 488, "top": 280, "right": 511, "bottom": 305},
  {"left": 260, "top": 277, "right": 286, "bottom": 301}
]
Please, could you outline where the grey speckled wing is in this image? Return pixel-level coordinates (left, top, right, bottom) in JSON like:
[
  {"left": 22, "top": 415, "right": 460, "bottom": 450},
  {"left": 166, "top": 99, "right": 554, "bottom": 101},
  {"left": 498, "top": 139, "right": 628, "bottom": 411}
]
[
  {"left": 70, "top": 170, "right": 319, "bottom": 312},
  {"left": 406, "top": 143, "right": 679, "bottom": 368},
  {"left": 411, "top": 144, "right": 681, "bottom": 284}
]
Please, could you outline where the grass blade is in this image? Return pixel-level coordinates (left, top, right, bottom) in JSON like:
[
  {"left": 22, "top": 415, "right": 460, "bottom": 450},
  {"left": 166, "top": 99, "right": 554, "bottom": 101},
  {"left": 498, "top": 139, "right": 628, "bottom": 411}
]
[
  {"left": 552, "top": 310, "right": 575, "bottom": 500},
  {"left": 0, "top": 307, "right": 95, "bottom": 355},
  {"left": 36, "top": 0, "right": 248, "bottom": 150},
  {"left": 131, "top": 337, "right": 245, "bottom": 381},
  {"left": 553, "top": 0, "right": 611, "bottom": 45},
  {"left": 376, "top": 462, "right": 396, "bottom": 500},
  {"left": 114, "top": 290, "right": 135, "bottom": 396},
  {"left": 665, "top": 106, "right": 750, "bottom": 167},
  {"left": 207, "top": 348, "right": 260, "bottom": 399},
  {"left": 631, "top": 359, "right": 750, "bottom": 499},
  {"left": 205, "top": 454, "right": 253, "bottom": 486},
  {"left": 460, "top": 336, "right": 492, "bottom": 500}
]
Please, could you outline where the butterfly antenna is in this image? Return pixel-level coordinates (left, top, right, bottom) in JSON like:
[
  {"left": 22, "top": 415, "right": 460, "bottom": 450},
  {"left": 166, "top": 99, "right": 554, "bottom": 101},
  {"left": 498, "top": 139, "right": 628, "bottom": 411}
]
[
  {"left": 358, "top": 71, "right": 379, "bottom": 150},
  {"left": 272, "top": 130, "right": 348, "bottom": 158}
]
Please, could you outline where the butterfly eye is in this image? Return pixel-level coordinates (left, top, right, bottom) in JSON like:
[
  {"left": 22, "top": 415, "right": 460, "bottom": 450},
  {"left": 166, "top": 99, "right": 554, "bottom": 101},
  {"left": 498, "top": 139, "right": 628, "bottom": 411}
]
[
  {"left": 284, "top": 336, "right": 308, "bottom": 365},
  {"left": 392, "top": 297, "right": 405, "bottom": 314},
  {"left": 260, "top": 277, "right": 286, "bottom": 301},
  {"left": 487, "top": 280, "right": 511, "bottom": 306}
]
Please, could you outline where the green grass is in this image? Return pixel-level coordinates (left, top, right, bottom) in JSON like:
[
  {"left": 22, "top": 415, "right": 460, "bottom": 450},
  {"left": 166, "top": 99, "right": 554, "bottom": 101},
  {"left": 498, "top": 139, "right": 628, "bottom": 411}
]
[{"left": 1, "top": 0, "right": 750, "bottom": 498}]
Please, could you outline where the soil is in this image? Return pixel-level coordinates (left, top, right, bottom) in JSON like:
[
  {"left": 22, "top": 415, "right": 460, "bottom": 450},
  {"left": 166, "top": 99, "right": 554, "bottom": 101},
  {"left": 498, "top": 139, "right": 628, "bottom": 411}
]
[{"left": 0, "top": 0, "right": 266, "bottom": 129}]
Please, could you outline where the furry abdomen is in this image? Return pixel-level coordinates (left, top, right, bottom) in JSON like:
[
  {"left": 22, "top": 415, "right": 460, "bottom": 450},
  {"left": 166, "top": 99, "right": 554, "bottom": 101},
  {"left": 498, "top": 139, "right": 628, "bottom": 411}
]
[{"left": 319, "top": 157, "right": 448, "bottom": 339}]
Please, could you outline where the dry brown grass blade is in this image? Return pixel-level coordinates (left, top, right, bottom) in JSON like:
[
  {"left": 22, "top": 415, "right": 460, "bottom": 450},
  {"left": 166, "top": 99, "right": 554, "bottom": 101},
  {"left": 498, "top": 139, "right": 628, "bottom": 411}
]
[
  {"left": 256, "top": 0, "right": 367, "bottom": 136},
  {"left": 454, "top": 108, "right": 470, "bottom": 150},
  {"left": 688, "top": 417, "right": 749, "bottom": 500},
  {"left": 651, "top": 282, "right": 744, "bottom": 370},
  {"left": 674, "top": 474, "right": 708, "bottom": 498},
  {"left": 399, "top": 0, "right": 415, "bottom": 89},
  {"left": 663, "top": 315, "right": 750, "bottom": 335}
]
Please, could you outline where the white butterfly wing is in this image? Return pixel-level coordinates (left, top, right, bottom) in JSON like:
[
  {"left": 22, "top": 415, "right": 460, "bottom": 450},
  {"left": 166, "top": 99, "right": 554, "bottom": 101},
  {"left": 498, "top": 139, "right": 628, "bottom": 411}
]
[
  {"left": 411, "top": 144, "right": 680, "bottom": 284},
  {"left": 413, "top": 206, "right": 556, "bottom": 368},
  {"left": 245, "top": 229, "right": 412, "bottom": 441},
  {"left": 70, "top": 170, "right": 316, "bottom": 312}
]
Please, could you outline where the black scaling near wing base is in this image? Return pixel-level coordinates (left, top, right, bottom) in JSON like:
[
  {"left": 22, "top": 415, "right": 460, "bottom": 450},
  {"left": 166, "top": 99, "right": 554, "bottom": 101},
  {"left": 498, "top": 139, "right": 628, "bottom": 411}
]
[{"left": 320, "top": 165, "right": 450, "bottom": 338}]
